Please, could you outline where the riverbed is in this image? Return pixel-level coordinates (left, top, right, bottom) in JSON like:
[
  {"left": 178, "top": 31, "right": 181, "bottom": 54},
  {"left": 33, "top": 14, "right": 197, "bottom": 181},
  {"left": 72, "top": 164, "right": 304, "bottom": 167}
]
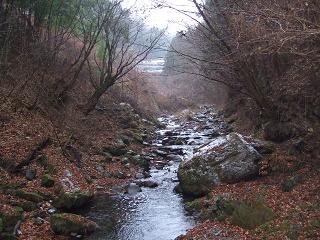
[{"left": 83, "top": 107, "right": 228, "bottom": 240}]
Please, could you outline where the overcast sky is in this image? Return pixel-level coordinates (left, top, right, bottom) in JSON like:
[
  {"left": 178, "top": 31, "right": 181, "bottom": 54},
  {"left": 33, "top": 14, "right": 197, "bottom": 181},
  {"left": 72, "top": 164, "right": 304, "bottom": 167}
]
[{"left": 122, "top": 0, "right": 198, "bottom": 35}]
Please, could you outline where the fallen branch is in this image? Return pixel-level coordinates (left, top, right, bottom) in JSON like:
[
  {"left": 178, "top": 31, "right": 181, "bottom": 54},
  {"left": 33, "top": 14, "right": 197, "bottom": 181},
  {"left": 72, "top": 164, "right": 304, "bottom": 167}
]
[{"left": 11, "top": 138, "right": 51, "bottom": 173}]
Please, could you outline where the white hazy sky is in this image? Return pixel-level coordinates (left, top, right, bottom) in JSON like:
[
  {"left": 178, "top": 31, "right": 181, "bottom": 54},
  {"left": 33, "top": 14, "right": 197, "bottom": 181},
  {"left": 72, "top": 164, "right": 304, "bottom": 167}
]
[{"left": 122, "top": 0, "right": 198, "bottom": 34}]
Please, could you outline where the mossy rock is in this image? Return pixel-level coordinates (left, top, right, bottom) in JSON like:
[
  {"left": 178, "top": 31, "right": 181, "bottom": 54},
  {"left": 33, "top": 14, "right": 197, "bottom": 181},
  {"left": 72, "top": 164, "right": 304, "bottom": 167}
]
[
  {"left": 216, "top": 197, "right": 235, "bottom": 215},
  {"left": 10, "top": 200, "right": 37, "bottom": 212},
  {"left": 231, "top": 202, "right": 275, "bottom": 229},
  {"left": 103, "top": 145, "right": 127, "bottom": 157},
  {"left": 50, "top": 213, "right": 99, "bottom": 235},
  {"left": 129, "top": 155, "right": 149, "bottom": 169},
  {"left": 14, "top": 190, "right": 44, "bottom": 203},
  {"left": 203, "top": 196, "right": 236, "bottom": 221},
  {"left": 0, "top": 207, "right": 23, "bottom": 232},
  {"left": 41, "top": 174, "right": 55, "bottom": 188},
  {"left": 54, "top": 191, "right": 94, "bottom": 210},
  {"left": 185, "top": 199, "right": 203, "bottom": 212},
  {"left": 177, "top": 158, "right": 213, "bottom": 197}
]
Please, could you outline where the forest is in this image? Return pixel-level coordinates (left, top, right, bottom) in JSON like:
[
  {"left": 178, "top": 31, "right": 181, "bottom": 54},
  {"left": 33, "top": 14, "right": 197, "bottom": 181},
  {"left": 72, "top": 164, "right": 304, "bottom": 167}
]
[{"left": 0, "top": 0, "right": 319, "bottom": 240}]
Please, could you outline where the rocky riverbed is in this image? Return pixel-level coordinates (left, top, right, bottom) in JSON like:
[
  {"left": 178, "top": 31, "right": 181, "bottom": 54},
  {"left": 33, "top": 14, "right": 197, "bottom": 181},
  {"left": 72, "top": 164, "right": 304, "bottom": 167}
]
[
  {"left": 79, "top": 106, "right": 276, "bottom": 240},
  {"left": 3, "top": 104, "right": 315, "bottom": 240}
]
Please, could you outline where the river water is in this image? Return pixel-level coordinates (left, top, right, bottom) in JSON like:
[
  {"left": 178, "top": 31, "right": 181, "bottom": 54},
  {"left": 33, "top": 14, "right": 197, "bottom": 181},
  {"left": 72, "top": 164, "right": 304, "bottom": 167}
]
[
  {"left": 138, "top": 58, "right": 165, "bottom": 73},
  {"left": 83, "top": 108, "right": 227, "bottom": 240}
]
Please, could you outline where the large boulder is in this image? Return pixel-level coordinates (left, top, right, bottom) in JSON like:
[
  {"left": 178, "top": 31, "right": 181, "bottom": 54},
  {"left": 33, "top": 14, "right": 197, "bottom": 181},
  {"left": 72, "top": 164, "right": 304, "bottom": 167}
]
[
  {"left": 54, "top": 190, "right": 94, "bottom": 210},
  {"left": 178, "top": 133, "right": 262, "bottom": 197},
  {"left": 50, "top": 213, "right": 99, "bottom": 236}
]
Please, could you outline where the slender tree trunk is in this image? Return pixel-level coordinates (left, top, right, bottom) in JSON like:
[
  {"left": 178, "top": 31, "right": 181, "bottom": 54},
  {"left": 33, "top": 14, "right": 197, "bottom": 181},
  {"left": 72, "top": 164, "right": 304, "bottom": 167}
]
[
  {"left": 84, "top": 79, "right": 114, "bottom": 115},
  {"left": 84, "top": 87, "right": 106, "bottom": 115}
]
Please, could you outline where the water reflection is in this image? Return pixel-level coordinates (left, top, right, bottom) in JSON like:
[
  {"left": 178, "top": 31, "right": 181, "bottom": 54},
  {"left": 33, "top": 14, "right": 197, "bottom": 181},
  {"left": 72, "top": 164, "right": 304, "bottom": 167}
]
[{"left": 84, "top": 162, "right": 194, "bottom": 240}]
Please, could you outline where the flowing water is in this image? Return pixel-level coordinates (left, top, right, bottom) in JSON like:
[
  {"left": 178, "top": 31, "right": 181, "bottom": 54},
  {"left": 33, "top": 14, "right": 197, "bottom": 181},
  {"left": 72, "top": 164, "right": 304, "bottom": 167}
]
[
  {"left": 138, "top": 58, "right": 165, "bottom": 73},
  {"left": 83, "top": 108, "right": 228, "bottom": 240}
]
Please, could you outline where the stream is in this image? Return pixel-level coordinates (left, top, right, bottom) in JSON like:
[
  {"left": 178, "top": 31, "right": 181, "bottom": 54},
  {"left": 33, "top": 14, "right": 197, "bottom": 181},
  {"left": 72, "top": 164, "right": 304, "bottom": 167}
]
[{"left": 83, "top": 107, "right": 229, "bottom": 240}]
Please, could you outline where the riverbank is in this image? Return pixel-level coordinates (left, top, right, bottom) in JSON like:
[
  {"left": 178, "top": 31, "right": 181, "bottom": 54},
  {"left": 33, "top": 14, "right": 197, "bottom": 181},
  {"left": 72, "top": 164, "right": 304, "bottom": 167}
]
[
  {"left": 0, "top": 100, "right": 158, "bottom": 239},
  {"left": 175, "top": 108, "right": 320, "bottom": 240},
  {"left": 1, "top": 103, "right": 319, "bottom": 240}
]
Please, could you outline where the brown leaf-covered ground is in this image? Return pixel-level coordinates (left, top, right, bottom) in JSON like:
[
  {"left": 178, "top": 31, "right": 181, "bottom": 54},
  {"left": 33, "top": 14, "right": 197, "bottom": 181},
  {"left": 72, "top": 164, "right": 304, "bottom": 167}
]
[
  {"left": 0, "top": 99, "right": 154, "bottom": 240},
  {"left": 179, "top": 151, "right": 320, "bottom": 240}
]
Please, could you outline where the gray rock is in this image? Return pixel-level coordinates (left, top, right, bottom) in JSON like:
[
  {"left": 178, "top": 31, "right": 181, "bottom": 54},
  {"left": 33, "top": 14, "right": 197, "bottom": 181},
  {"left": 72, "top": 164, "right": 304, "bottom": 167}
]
[
  {"left": 178, "top": 133, "right": 262, "bottom": 197},
  {"left": 250, "top": 139, "right": 275, "bottom": 154},
  {"left": 126, "top": 183, "right": 141, "bottom": 195},
  {"left": 139, "top": 180, "right": 158, "bottom": 188},
  {"left": 47, "top": 208, "right": 57, "bottom": 214},
  {"left": 96, "top": 165, "right": 104, "bottom": 173},
  {"left": 33, "top": 217, "right": 44, "bottom": 226},
  {"left": 25, "top": 168, "right": 37, "bottom": 181},
  {"left": 167, "top": 155, "right": 183, "bottom": 162},
  {"left": 112, "top": 171, "right": 126, "bottom": 179},
  {"left": 135, "top": 173, "right": 144, "bottom": 179}
]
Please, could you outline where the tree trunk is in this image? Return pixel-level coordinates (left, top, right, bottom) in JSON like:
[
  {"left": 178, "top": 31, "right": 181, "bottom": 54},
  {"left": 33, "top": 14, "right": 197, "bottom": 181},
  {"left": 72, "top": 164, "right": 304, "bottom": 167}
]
[{"left": 84, "top": 87, "right": 106, "bottom": 115}]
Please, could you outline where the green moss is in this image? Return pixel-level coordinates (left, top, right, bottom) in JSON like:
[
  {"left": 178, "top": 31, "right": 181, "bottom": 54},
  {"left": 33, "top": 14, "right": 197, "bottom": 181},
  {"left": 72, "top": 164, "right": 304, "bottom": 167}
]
[
  {"left": 129, "top": 155, "right": 149, "bottom": 169},
  {"left": 36, "top": 155, "right": 48, "bottom": 166},
  {"left": 10, "top": 200, "right": 37, "bottom": 212},
  {"left": 204, "top": 197, "right": 236, "bottom": 222},
  {"left": 41, "top": 174, "right": 55, "bottom": 188},
  {"left": 45, "top": 164, "right": 57, "bottom": 175},
  {"left": 36, "top": 155, "right": 57, "bottom": 174},
  {"left": 178, "top": 162, "right": 212, "bottom": 197},
  {"left": 103, "top": 145, "right": 127, "bottom": 156},
  {"left": 54, "top": 191, "right": 94, "bottom": 210},
  {"left": 0, "top": 183, "right": 22, "bottom": 192},
  {"left": 185, "top": 199, "right": 202, "bottom": 212},
  {"left": 231, "top": 202, "right": 275, "bottom": 229},
  {"left": 50, "top": 213, "right": 98, "bottom": 235},
  {"left": 216, "top": 197, "right": 235, "bottom": 215},
  {"left": 14, "top": 190, "right": 44, "bottom": 203}
]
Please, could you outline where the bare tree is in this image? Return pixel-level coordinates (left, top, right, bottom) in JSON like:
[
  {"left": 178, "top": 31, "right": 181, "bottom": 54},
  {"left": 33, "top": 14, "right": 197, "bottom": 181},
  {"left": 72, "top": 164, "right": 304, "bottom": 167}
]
[
  {"left": 159, "top": 0, "right": 320, "bottom": 120},
  {"left": 84, "top": 1, "right": 164, "bottom": 114}
]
